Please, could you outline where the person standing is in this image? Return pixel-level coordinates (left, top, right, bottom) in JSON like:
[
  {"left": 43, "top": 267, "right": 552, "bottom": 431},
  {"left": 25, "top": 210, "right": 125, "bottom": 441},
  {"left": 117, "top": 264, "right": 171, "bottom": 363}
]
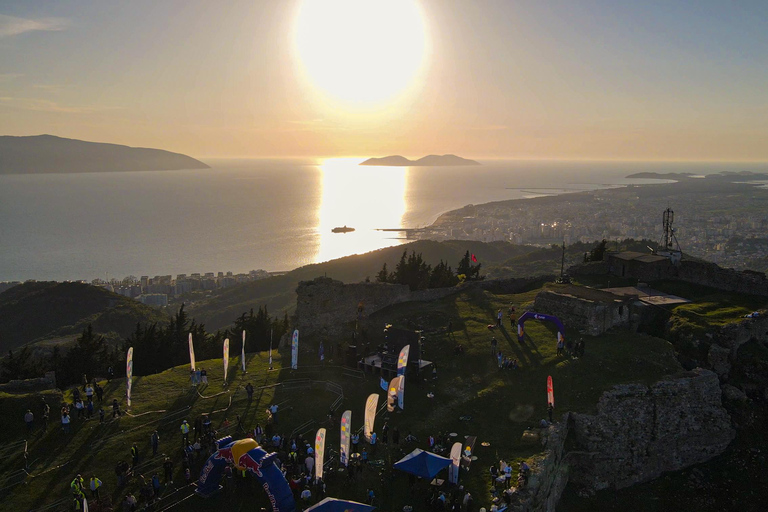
[
  {"left": 131, "top": 442, "right": 139, "bottom": 468},
  {"left": 112, "top": 398, "right": 121, "bottom": 418},
  {"left": 180, "top": 420, "right": 190, "bottom": 445},
  {"left": 201, "top": 368, "right": 208, "bottom": 385},
  {"left": 89, "top": 475, "right": 102, "bottom": 501},
  {"left": 245, "top": 382, "right": 254, "bottom": 401},
  {"left": 24, "top": 409, "right": 34, "bottom": 432},
  {"left": 85, "top": 384, "right": 94, "bottom": 402},
  {"left": 163, "top": 457, "right": 174, "bottom": 484},
  {"left": 151, "top": 430, "right": 160, "bottom": 456},
  {"left": 61, "top": 410, "right": 71, "bottom": 434},
  {"left": 351, "top": 432, "right": 359, "bottom": 453},
  {"left": 497, "top": 309, "right": 502, "bottom": 327}
]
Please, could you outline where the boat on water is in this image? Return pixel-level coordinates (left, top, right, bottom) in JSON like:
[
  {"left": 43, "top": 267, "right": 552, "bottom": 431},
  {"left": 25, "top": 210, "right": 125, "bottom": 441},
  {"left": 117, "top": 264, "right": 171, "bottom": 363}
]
[{"left": 332, "top": 225, "right": 355, "bottom": 233}]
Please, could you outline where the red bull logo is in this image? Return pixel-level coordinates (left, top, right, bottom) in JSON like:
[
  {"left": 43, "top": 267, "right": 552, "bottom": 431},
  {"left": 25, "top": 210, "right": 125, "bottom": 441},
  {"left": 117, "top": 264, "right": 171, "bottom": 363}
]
[
  {"left": 213, "top": 446, "right": 234, "bottom": 463},
  {"left": 238, "top": 452, "right": 264, "bottom": 477}
]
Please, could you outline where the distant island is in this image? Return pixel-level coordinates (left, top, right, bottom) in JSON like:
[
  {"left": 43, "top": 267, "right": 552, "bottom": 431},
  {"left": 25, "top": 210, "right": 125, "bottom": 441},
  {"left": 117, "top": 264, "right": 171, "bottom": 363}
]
[
  {"left": 360, "top": 154, "right": 480, "bottom": 166},
  {"left": 0, "top": 134, "right": 210, "bottom": 174},
  {"left": 627, "top": 171, "right": 768, "bottom": 182}
]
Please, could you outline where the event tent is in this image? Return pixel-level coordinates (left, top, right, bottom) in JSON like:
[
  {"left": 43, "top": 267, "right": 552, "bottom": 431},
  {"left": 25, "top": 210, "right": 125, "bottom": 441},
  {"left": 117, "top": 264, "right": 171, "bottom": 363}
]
[
  {"left": 393, "top": 448, "right": 452, "bottom": 479},
  {"left": 305, "top": 497, "right": 376, "bottom": 512}
]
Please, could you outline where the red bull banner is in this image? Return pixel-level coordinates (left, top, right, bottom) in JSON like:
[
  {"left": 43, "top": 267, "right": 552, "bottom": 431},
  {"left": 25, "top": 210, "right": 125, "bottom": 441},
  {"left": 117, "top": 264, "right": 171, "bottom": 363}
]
[
  {"left": 340, "top": 410, "right": 351, "bottom": 467},
  {"left": 547, "top": 375, "right": 554, "bottom": 407},
  {"left": 188, "top": 333, "right": 196, "bottom": 371},
  {"left": 223, "top": 338, "right": 230, "bottom": 382},
  {"left": 387, "top": 376, "right": 400, "bottom": 413},
  {"left": 315, "top": 428, "right": 326, "bottom": 482},
  {"left": 126, "top": 347, "right": 133, "bottom": 407},
  {"left": 197, "top": 436, "right": 296, "bottom": 512},
  {"left": 291, "top": 330, "right": 299, "bottom": 370},
  {"left": 397, "top": 345, "right": 410, "bottom": 376},
  {"left": 448, "top": 442, "right": 462, "bottom": 484},
  {"left": 364, "top": 393, "right": 378, "bottom": 442},
  {"left": 241, "top": 330, "right": 247, "bottom": 372}
]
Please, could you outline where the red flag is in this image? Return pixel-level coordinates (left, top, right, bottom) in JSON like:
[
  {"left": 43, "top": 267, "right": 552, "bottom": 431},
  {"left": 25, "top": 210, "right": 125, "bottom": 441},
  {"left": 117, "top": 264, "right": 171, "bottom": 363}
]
[
  {"left": 547, "top": 375, "right": 554, "bottom": 407},
  {"left": 471, "top": 254, "right": 477, "bottom": 263}
]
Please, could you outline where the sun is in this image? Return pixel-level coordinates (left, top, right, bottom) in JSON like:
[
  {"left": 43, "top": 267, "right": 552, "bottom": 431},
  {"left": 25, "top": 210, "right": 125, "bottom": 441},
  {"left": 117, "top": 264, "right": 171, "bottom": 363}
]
[{"left": 294, "top": 0, "right": 427, "bottom": 106}]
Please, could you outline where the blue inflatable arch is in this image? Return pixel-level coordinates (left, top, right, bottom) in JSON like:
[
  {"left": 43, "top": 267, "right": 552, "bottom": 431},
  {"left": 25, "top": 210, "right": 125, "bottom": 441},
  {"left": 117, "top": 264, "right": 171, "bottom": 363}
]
[
  {"left": 197, "top": 436, "right": 296, "bottom": 512},
  {"left": 517, "top": 312, "right": 565, "bottom": 344}
]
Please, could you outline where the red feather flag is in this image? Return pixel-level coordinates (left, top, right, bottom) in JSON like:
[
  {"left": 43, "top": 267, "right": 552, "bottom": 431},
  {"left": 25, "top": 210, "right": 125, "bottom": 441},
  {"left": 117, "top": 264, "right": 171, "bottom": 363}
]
[{"left": 471, "top": 254, "right": 477, "bottom": 263}]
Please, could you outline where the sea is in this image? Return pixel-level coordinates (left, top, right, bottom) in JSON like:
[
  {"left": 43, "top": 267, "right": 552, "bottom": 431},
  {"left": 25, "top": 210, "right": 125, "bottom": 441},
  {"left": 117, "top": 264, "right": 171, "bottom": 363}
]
[{"left": 0, "top": 158, "right": 763, "bottom": 282}]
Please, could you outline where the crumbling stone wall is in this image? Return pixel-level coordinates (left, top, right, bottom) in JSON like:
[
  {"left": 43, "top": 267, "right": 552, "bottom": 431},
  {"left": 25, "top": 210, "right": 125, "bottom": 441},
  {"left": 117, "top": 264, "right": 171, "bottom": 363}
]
[
  {"left": 567, "top": 368, "right": 734, "bottom": 490},
  {"left": 294, "top": 277, "right": 460, "bottom": 339},
  {"left": 507, "top": 370, "right": 735, "bottom": 510},
  {"left": 533, "top": 290, "right": 632, "bottom": 336}
]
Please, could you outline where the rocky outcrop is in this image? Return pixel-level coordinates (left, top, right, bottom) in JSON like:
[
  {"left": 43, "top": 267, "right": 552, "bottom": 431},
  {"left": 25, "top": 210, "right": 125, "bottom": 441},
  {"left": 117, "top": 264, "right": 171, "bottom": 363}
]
[
  {"left": 568, "top": 369, "right": 734, "bottom": 490},
  {"left": 506, "top": 420, "right": 571, "bottom": 512}
]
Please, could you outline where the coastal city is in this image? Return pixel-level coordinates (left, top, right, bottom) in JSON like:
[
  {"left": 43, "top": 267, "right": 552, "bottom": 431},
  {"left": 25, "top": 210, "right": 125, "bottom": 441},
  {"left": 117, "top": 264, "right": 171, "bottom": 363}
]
[{"left": 415, "top": 181, "right": 768, "bottom": 271}]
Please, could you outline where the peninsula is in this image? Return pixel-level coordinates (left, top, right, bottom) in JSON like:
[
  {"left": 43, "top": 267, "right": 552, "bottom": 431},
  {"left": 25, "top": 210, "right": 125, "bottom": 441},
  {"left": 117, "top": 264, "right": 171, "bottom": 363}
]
[
  {"left": 0, "top": 134, "right": 210, "bottom": 174},
  {"left": 360, "top": 154, "right": 480, "bottom": 166}
]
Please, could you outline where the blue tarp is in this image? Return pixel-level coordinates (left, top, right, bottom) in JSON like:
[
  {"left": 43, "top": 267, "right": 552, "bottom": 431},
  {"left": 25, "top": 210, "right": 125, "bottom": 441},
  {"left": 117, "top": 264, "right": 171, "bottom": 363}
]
[
  {"left": 393, "top": 449, "right": 452, "bottom": 479},
  {"left": 305, "top": 497, "right": 376, "bottom": 512}
]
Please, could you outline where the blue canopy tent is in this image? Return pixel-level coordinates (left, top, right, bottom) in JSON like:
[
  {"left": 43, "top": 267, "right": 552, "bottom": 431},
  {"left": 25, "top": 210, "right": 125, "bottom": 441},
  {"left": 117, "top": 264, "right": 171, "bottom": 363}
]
[
  {"left": 393, "top": 449, "right": 452, "bottom": 479},
  {"left": 305, "top": 498, "right": 376, "bottom": 512}
]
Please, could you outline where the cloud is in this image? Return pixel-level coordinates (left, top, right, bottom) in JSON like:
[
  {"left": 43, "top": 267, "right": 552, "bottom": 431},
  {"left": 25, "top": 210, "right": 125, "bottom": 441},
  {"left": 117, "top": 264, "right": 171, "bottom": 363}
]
[
  {"left": 0, "top": 73, "right": 23, "bottom": 82},
  {"left": 0, "top": 96, "right": 119, "bottom": 114},
  {"left": 0, "top": 14, "right": 69, "bottom": 38}
]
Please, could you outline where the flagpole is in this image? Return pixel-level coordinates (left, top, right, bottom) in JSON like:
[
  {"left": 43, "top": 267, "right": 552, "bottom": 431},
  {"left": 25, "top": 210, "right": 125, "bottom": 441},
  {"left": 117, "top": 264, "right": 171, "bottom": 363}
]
[{"left": 269, "top": 328, "right": 273, "bottom": 370}]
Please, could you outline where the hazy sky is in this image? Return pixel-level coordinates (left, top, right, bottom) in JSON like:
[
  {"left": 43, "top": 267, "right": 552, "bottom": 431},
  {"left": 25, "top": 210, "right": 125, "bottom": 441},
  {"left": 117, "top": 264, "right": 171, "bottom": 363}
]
[{"left": 1, "top": 0, "right": 767, "bottom": 160}]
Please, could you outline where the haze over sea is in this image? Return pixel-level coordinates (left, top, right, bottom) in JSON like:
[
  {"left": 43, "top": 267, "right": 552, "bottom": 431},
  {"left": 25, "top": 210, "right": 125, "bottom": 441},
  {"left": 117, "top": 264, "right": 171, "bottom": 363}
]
[{"left": 0, "top": 158, "right": 759, "bottom": 282}]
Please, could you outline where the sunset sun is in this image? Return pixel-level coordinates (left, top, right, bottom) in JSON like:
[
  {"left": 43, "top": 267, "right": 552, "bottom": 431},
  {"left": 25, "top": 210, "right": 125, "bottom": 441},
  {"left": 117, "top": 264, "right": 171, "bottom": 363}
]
[{"left": 294, "top": 0, "right": 427, "bottom": 106}]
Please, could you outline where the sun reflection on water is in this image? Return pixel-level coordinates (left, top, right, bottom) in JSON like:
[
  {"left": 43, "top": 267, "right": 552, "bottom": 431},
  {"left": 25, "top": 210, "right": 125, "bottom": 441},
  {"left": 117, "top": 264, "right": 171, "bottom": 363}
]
[{"left": 315, "top": 158, "right": 407, "bottom": 264}]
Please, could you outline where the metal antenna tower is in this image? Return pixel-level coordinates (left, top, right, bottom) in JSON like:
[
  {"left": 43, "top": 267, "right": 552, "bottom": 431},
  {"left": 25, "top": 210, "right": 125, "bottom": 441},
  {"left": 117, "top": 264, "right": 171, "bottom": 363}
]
[{"left": 661, "top": 208, "right": 680, "bottom": 251}]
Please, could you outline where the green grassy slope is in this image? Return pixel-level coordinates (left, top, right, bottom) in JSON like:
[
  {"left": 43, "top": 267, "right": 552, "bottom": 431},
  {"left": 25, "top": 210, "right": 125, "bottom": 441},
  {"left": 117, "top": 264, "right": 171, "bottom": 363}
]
[
  {"left": 0, "top": 282, "right": 168, "bottom": 354},
  {"left": 0, "top": 285, "right": 682, "bottom": 511}
]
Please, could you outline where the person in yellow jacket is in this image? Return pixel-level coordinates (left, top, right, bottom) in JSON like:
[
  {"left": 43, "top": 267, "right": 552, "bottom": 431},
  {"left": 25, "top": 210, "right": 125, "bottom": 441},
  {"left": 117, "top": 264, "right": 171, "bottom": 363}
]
[
  {"left": 180, "top": 419, "right": 190, "bottom": 445},
  {"left": 70, "top": 474, "right": 84, "bottom": 497},
  {"left": 89, "top": 475, "right": 102, "bottom": 501}
]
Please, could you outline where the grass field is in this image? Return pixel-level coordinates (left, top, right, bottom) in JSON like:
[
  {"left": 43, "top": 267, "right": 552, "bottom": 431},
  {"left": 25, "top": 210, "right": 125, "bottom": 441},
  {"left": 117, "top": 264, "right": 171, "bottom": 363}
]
[{"left": 0, "top": 285, "right": 683, "bottom": 512}]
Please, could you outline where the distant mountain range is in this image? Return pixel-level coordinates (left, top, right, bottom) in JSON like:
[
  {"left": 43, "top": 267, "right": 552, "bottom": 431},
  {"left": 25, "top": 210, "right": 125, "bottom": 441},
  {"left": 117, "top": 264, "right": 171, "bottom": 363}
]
[
  {"left": 0, "top": 134, "right": 209, "bottom": 174},
  {"left": 360, "top": 154, "right": 480, "bottom": 166}
]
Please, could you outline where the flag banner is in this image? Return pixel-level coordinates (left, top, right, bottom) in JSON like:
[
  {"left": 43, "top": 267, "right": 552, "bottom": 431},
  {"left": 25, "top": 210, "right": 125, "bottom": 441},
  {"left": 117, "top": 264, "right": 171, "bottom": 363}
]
[
  {"left": 448, "top": 442, "right": 462, "bottom": 484},
  {"left": 397, "top": 375, "right": 406, "bottom": 410},
  {"left": 83, "top": 497, "right": 89, "bottom": 512},
  {"left": 126, "top": 347, "right": 134, "bottom": 407},
  {"left": 223, "top": 338, "right": 230, "bottom": 382},
  {"left": 340, "top": 410, "right": 352, "bottom": 467},
  {"left": 460, "top": 436, "right": 477, "bottom": 469},
  {"left": 319, "top": 341, "right": 324, "bottom": 362},
  {"left": 241, "top": 330, "right": 246, "bottom": 372},
  {"left": 269, "top": 329, "right": 273, "bottom": 366},
  {"left": 315, "top": 428, "right": 326, "bottom": 481},
  {"left": 188, "top": 333, "right": 196, "bottom": 371},
  {"left": 471, "top": 253, "right": 477, "bottom": 263},
  {"left": 388, "top": 376, "right": 401, "bottom": 413},
  {"left": 364, "top": 393, "right": 378, "bottom": 442},
  {"left": 380, "top": 377, "right": 388, "bottom": 391},
  {"left": 547, "top": 375, "right": 554, "bottom": 407},
  {"left": 291, "top": 330, "right": 299, "bottom": 369},
  {"left": 397, "top": 345, "right": 410, "bottom": 376}
]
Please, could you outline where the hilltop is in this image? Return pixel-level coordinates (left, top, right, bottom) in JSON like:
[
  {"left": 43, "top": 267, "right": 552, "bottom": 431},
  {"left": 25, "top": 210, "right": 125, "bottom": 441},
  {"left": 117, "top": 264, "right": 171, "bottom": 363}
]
[
  {"left": 360, "top": 154, "right": 480, "bottom": 166},
  {"left": 0, "top": 282, "right": 168, "bottom": 354},
  {"left": 0, "top": 135, "right": 209, "bottom": 174}
]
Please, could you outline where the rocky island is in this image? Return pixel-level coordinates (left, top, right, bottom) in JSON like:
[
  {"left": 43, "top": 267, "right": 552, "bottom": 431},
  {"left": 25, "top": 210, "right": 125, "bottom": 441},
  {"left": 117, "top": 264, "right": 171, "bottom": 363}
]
[
  {"left": 360, "top": 154, "right": 480, "bottom": 166},
  {"left": 0, "top": 134, "right": 210, "bottom": 174}
]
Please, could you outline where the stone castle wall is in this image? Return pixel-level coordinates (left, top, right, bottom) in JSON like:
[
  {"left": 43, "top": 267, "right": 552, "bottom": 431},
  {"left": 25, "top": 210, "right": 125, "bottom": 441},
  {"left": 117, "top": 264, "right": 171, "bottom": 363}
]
[
  {"left": 295, "top": 276, "right": 549, "bottom": 339},
  {"left": 533, "top": 290, "right": 632, "bottom": 336},
  {"left": 567, "top": 368, "right": 734, "bottom": 490},
  {"left": 508, "top": 369, "right": 734, "bottom": 510}
]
